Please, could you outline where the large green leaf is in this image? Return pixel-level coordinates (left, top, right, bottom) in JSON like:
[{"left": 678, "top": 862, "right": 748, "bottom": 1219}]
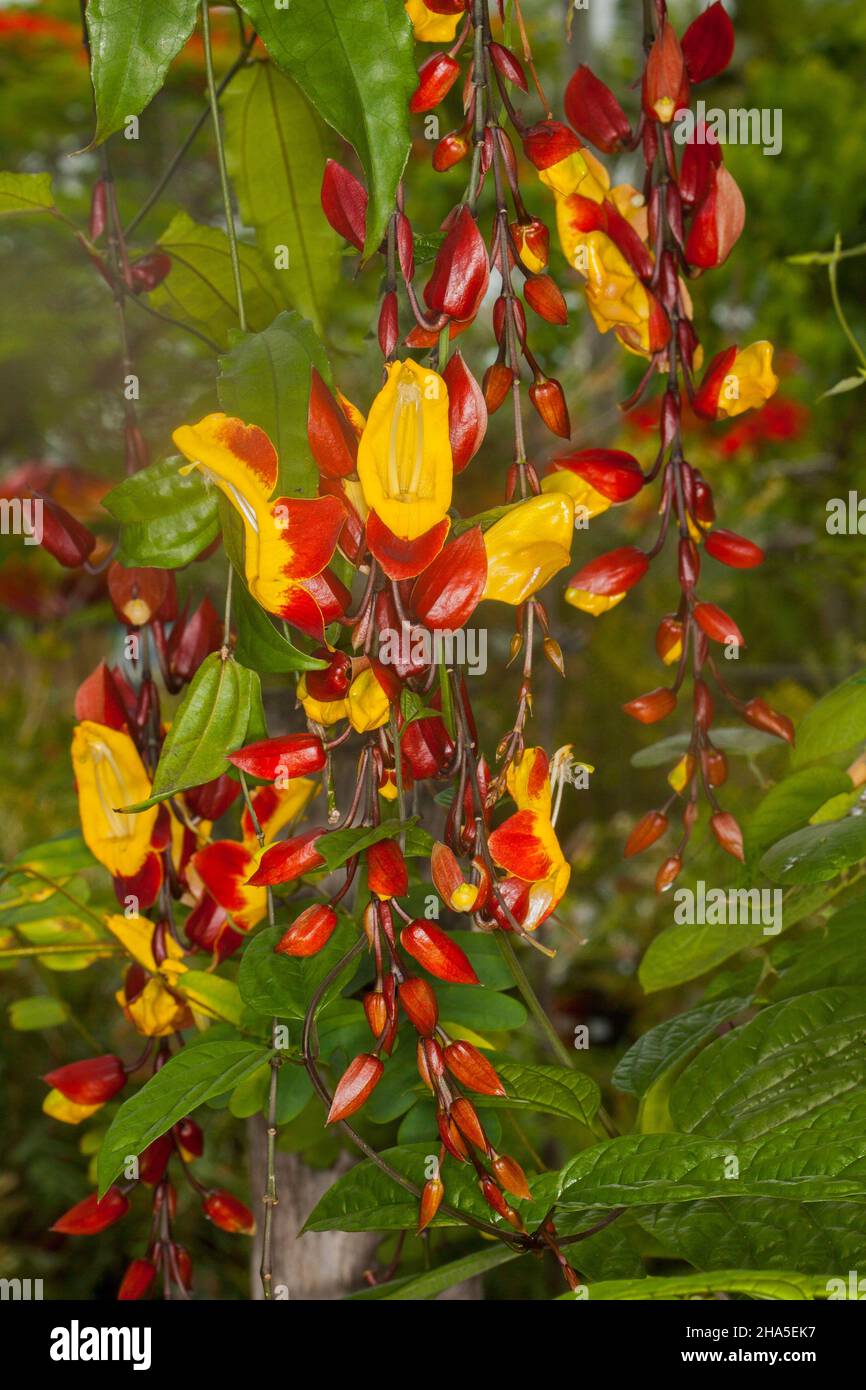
[
  {"left": 103, "top": 456, "right": 219, "bottom": 568},
  {"left": 9, "top": 996, "right": 69, "bottom": 1030},
  {"left": 761, "top": 815, "right": 866, "bottom": 884},
  {"left": 135, "top": 653, "right": 260, "bottom": 805},
  {"left": 232, "top": 574, "right": 327, "bottom": 674},
  {"left": 639, "top": 920, "right": 767, "bottom": 994},
  {"left": 217, "top": 310, "right": 332, "bottom": 499},
  {"left": 637, "top": 1197, "right": 866, "bottom": 1277},
  {"left": 223, "top": 63, "right": 340, "bottom": 333},
  {"left": 484, "top": 1059, "right": 601, "bottom": 1128},
  {"left": 152, "top": 211, "right": 282, "bottom": 346},
  {"left": 612, "top": 997, "right": 752, "bottom": 1098},
  {"left": 98, "top": 1041, "right": 269, "bottom": 1195},
  {"left": 237, "top": 920, "right": 359, "bottom": 1020},
  {"left": 670, "top": 988, "right": 866, "bottom": 1139},
  {"left": 770, "top": 900, "right": 866, "bottom": 1000},
  {"left": 0, "top": 171, "right": 55, "bottom": 215},
  {"left": 745, "top": 766, "right": 852, "bottom": 864},
  {"left": 176, "top": 971, "right": 243, "bottom": 1027},
  {"left": 555, "top": 1270, "right": 829, "bottom": 1300},
  {"left": 349, "top": 1246, "right": 521, "bottom": 1300},
  {"left": 85, "top": 0, "right": 200, "bottom": 146},
  {"left": 792, "top": 668, "right": 866, "bottom": 768},
  {"left": 556, "top": 1120, "right": 866, "bottom": 1211},
  {"left": 236, "top": 0, "right": 416, "bottom": 256},
  {"left": 436, "top": 984, "right": 526, "bottom": 1033}
]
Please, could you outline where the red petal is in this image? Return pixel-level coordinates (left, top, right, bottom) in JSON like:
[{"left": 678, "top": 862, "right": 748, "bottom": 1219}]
[
  {"left": 366, "top": 511, "right": 450, "bottom": 581},
  {"left": 410, "top": 527, "right": 487, "bottom": 630}
]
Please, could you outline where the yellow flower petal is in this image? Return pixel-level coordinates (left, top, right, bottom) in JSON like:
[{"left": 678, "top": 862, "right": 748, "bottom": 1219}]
[
  {"left": 298, "top": 674, "right": 349, "bottom": 727},
  {"left": 404, "top": 0, "right": 461, "bottom": 42},
  {"left": 564, "top": 586, "right": 627, "bottom": 616},
  {"left": 718, "top": 342, "right": 779, "bottom": 419},
  {"left": 541, "top": 469, "right": 612, "bottom": 519},
  {"left": 43, "top": 1089, "right": 103, "bottom": 1125},
  {"left": 347, "top": 668, "right": 390, "bottom": 733},
  {"left": 357, "top": 359, "right": 453, "bottom": 540},
  {"left": 482, "top": 493, "right": 574, "bottom": 605},
  {"left": 72, "top": 722, "right": 157, "bottom": 877}
]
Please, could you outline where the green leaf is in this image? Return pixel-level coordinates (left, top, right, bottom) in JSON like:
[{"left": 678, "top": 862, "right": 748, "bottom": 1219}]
[
  {"left": 555, "top": 1270, "right": 829, "bottom": 1300},
  {"left": 746, "top": 766, "right": 852, "bottom": 864},
  {"left": 176, "top": 971, "right": 244, "bottom": 1026},
  {"left": 135, "top": 654, "right": 257, "bottom": 806},
  {"left": 484, "top": 1059, "right": 601, "bottom": 1128},
  {"left": 639, "top": 920, "right": 767, "bottom": 994},
  {"left": 0, "top": 171, "right": 55, "bottom": 216},
  {"left": 760, "top": 815, "right": 866, "bottom": 884},
  {"left": 348, "top": 1245, "right": 521, "bottom": 1300},
  {"left": 232, "top": 575, "right": 327, "bottom": 674},
  {"left": 9, "top": 996, "right": 69, "bottom": 1030},
  {"left": 217, "top": 310, "right": 332, "bottom": 499},
  {"left": 670, "top": 987, "right": 866, "bottom": 1140},
  {"left": 11, "top": 832, "right": 95, "bottom": 878},
  {"left": 612, "top": 997, "right": 753, "bottom": 1098},
  {"left": 436, "top": 984, "right": 526, "bottom": 1033},
  {"left": 316, "top": 820, "right": 417, "bottom": 874},
  {"left": 556, "top": 1111, "right": 866, "bottom": 1211},
  {"left": 103, "top": 457, "right": 219, "bottom": 568},
  {"left": 85, "top": 0, "right": 200, "bottom": 145},
  {"left": 236, "top": 0, "right": 416, "bottom": 256},
  {"left": 631, "top": 727, "right": 779, "bottom": 769},
  {"left": 152, "top": 211, "right": 282, "bottom": 347},
  {"left": 792, "top": 668, "right": 866, "bottom": 768},
  {"left": 770, "top": 900, "right": 866, "bottom": 1000},
  {"left": 223, "top": 63, "right": 340, "bottom": 334},
  {"left": 237, "top": 920, "right": 359, "bottom": 1019},
  {"left": 820, "top": 375, "right": 866, "bottom": 399},
  {"left": 98, "top": 1041, "right": 269, "bottom": 1195}
]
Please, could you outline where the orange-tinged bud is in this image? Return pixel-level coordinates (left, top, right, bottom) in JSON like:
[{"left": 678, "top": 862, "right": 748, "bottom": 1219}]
[
  {"left": 483, "top": 359, "right": 514, "bottom": 413},
  {"left": 655, "top": 855, "right": 682, "bottom": 894},
  {"left": 276, "top": 904, "right": 338, "bottom": 957},
  {"left": 450, "top": 1096, "right": 489, "bottom": 1152},
  {"left": 694, "top": 601, "right": 744, "bottom": 648},
  {"left": 327, "top": 1054, "right": 384, "bottom": 1124},
  {"left": 364, "top": 990, "right": 389, "bottom": 1042},
  {"left": 524, "top": 274, "right": 568, "bottom": 325},
  {"left": 705, "top": 529, "right": 764, "bottom": 569},
  {"left": 398, "top": 977, "right": 439, "bottom": 1035},
  {"left": 622, "top": 687, "right": 677, "bottom": 725},
  {"left": 366, "top": 839, "right": 409, "bottom": 899},
  {"left": 445, "top": 1040, "right": 506, "bottom": 1096},
  {"left": 512, "top": 218, "right": 549, "bottom": 272},
  {"left": 742, "top": 697, "right": 795, "bottom": 746},
  {"left": 203, "top": 1188, "right": 256, "bottom": 1234},
  {"left": 417, "top": 1177, "right": 445, "bottom": 1232},
  {"left": 710, "top": 811, "right": 745, "bottom": 862},
  {"left": 433, "top": 129, "right": 470, "bottom": 171},
  {"left": 656, "top": 615, "right": 684, "bottom": 665},
  {"left": 624, "top": 809, "right": 668, "bottom": 858},
  {"left": 410, "top": 52, "right": 461, "bottom": 113},
  {"left": 479, "top": 1177, "right": 524, "bottom": 1229},
  {"left": 437, "top": 1108, "right": 469, "bottom": 1161},
  {"left": 443, "top": 350, "right": 487, "bottom": 472},
  {"left": 492, "top": 1152, "right": 532, "bottom": 1200},
  {"left": 643, "top": 20, "right": 689, "bottom": 124},
  {"left": 703, "top": 747, "right": 728, "bottom": 787},
  {"left": 529, "top": 377, "right": 571, "bottom": 438},
  {"left": 118, "top": 1259, "right": 156, "bottom": 1302},
  {"left": 43, "top": 1054, "right": 126, "bottom": 1106},
  {"left": 401, "top": 920, "right": 478, "bottom": 983},
  {"left": 51, "top": 1187, "right": 129, "bottom": 1235}
]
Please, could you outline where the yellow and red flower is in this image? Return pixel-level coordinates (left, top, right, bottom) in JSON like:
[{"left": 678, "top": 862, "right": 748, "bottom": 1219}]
[
  {"left": 487, "top": 748, "right": 571, "bottom": 931},
  {"left": 172, "top": 413, "right": 347, "bottom": 641},
  {"left": 72, "top": 721, "right": 157, "bottom": 877},
  {"left": 481, "top": 493, "right": 574, "bottom": 605}
]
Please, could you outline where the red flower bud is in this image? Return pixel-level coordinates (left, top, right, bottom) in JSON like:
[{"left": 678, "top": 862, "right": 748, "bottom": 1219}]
[
  {"left": 451, "top": 1096, "right": 489, "bottom": 1152},
  {"left": 548, "top": 449, "right": 643, "bottom": 504},
  {"left": 44, "top": 1054, "right": 126, "bottom": 1106},
  {"left": 624, "top": 809, "right": 668, "bottom": 858},
  {"left": 401, "top": 920, "right": 478, "bottom": 983},
  {"left": 367, "top": 839, "right": 409, "bottom": 899},
  {"left": 37, "top": 494, "right": 97, "bottom": 568},
  {"left": 168, "top": 597, "right": 222, "bottom": 684},
  {"left": 411, "top": 526, "right": 487, "bottom": 630},
  {"left": 444, "top": 1040, "right": 505, "bottom": 1096},
  {"left": 424, "top": 205, "right": 489, "bottom": 321},
  {"left": 410, "top": 52, "right": 461, "bottom": 113},
  {"left": 320, "top": 159, "right": 367, "bottom": 252},
  {"left": 692, "top": 345, "right": 738, "bottom": 420},
  {"left": 679, "top": 126, "right": 723, "bottom": 206},
  {"left": 704, "top": 528, "right": 764, "bottom": 569},
  {"left": 417, "top": 1177, "right": 445, "bottom": 1233},
  {"left": 307, "top": 366, "right": 358, "bottom": 479},
  {"left": 483, "top": 359, "right": 514, "bottom": 413},
  {"left": 228, "top": 733, "right": 326, "bottom": 782},
  {"left": 51, "top": 1187, "right": 129, "bottom": 1235},
  {"left": 685, "top": 167, "right": 745, "bottom": 269},
  {"left": 489, "top": 41, "right": 527, "bottom": 91},
  {"left": 523, "top": 274, "right": 568, "bottom": 325},
  {"left": 479, "top": 1177, "right": 523, "bottom": 1229},
  {"left": 327, "top": 1053, "right": 384, "bottom": 1123},
  {"left": 203, "top": 1188, "right": 256, "bottom": 1234},
  {"left": 276, "top": 903, "right": 338, "bottom": 957},
  {"left": 107, "top": 562, "right": 171, "bottom": 627},
  {"left": 378, "top": 289, "right": 399, "bottom": 358},
  {"left": 75, "top": 661, "right": 127, "bottom": 730},
  {"left": 678, "top": 536, "right": 701, "bottom": 588},
  {"left": 512, "top": 217, "right": 549, "bottom": 271},
  {"left": 174, "top": 1116, "right": 204, "bottom": 1160},
  {"left": 564, "top": 65, "right": 632, "bottom": 152},
  {"left": 710, "top": 810, "right": 745, "bottom": 862},
  {"left": 304, "top": 647, "right": 352, "bottom": 701},
  {"left": 184, "top": 773, "right": 240, "bottom": 823},
  {"left": 89, "top": 178, "right": 107, "bottom": 241},
  {"left": 656, "top": 615, "right": 684, "bottom": 664},
  {"left": 522, "top": 120, "right": 581, "bottom": 170},
  {"left": 396, "top": 211, "right": 414, "bottom": 280},
  {"left": 398, "top": 976, "right": 439, "bottom": 1036},
  {"left": 568, "top": 546, "right": 648, "bottom": 597},
  {"left": 622, "top": 688, "right": 677, "bottom": 725},
  {"left": 492, "top": 1152, "right": 532, "bottom": 1200},
  {"left": 655, "top": 855, "right": 682, "bottom": 893},
  {"left": 433, "top": 129, "right": 471, "bottom": 172},
  {"left": 443, "top": 350, "right": 487, "bottom": 472},
  {"left": 493, "top": 294, "right": 526, "bottom": 345},
  {"left": 703, "top": 747, "right": 728, "bottom": 787},
  {"left": 742, "top": 697, "right": 795, "bottom": 745},
  {"left": 248, "top": 829, "right": 326, "bottom": 886},
  {"left": 682, "top": 2, "right": 735, "bottom": 84},
  {"left": 138, "top": 1134, "right": 172, "bottom": 1185},
  {"left": 694, "top": 678, "right": 715, "bottom": 729},
  {"left": 694, "top": 601, "right": 744, "bottom": 647},
  {"left": 643, "top": 20, "right": 689, "bottom": 124},
  {"left": 529, "top": 376, "right": 571, "bottom": 438},
  {"left": 424, "top": 0, "right": 466, "bottom": 11},
  {"left": 129, "top": 251, "right": 171, "bottom": 293},
  {"left": 118, "top": 1259, "right": 156, "bottom": 1302}
]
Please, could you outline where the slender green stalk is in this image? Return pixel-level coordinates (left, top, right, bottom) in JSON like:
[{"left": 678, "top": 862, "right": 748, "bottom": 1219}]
[
  {"left": 201, "top": 0, "right": 247, "bottom": 333},
  {"left": 494, "top": 932, "right": 573, "bottom": 1069}
]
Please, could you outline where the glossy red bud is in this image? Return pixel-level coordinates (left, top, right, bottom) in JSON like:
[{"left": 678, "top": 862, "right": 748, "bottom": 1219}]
[
  {"left": 679, "top": 126, "right": 723, "bottom": 206},
  {"left": 492, "top": 1152, "right": 531, "bottom": 1200},
  {"left": 489, "top": 41, "right": 527, "bottom": 91},
  {"left": 529, "top": 377, "right": 571, "bottom": 438},
  {"left": 521, "top": 120, "right": 581, "bottom": 170},
  {"left": 655, "top": 855, "right": 683, "bottom": 893},
  {"left": 36, "top": 494, "right": 97, "bottom": 568},
  {"left": 444, "top": 1040, "right": 505, "bottom": 1096},
  {"left": 549, "top": 448, "right": 644, "bottom": 503},
  {"left": 276, "top": 903, "right": 338, "bottom": 957},
  {"left": 44, "top": 1054, "right": 126, "bottom": 1106},
  {"left": 203, "top": 1188, "right": 256, "bottom": 1234},
  {"left": 174, "top": 1116, "right": 204, "bottom": 1159},
  {"left": 622, "top": 688, "right": 677, "bottom": 725},
  {"left": 378, "top": 290, "right": 399, "bottom": 358},
  {"left": 742, "top": 697, "right": 795, "bottom": 745},
  {"left": 321, "top": 159, "right": 367, "bottom": 252},
  {"left": 326, "top": 1054, "right": 384, "bottom": 1123},
  {"left": 624, "top": 809, "right": 669, "bottom": 858},
  {"left": 411, "top": 526, "right": 487, "bottom": 630},
  {"left": 51, "top": 1188, "right": 129, "bottom": 1235},
  {"left": 424, "top": 205, "right": 489, "bottom": 320},
  {"left": 433, "top": 129, "right": 471, "bottom": 172},
  {"left": 117, "top": 1259, "right": 156, "bottom": 1301},
  {"left": 703, "top": 747, "right": 728, "bottom": 787},
  {"left": 705, "top": 529, "right": 764, "bottom": 569},
  {"left": 682, "top": 2, "right": 735, "bottom": 84},
  {"left": 710, "top": 811, "right": 745, "bottom": 862},
  {"left": 643, "top": 20, "right": 690, "bottom": 124},
  {"left": 483, "top": 359, "right": 514, "bottom": 413},
  {"left": 366, "top": 839, "right": 409, "bottom": 899},
  {"left": 168, "top": 597, "right": 222, "bottom": 684},
  {"left": 417, "top": 1177, "right": 445, "bottom": 1232},
  {"left": 694, "top": 601, "right": 744, "bottom": 647},
  {"left": 401, "top": 920, "right": 478, "bottom": 983},
  {"left": 410, "top": 52, "right": 461, "bottom": 113},
  {"left": 228, "top": 732, "right": 325, "bottom": 782},
  {"left": 308, "top": 367, "right": 358, "bottom": 479},
  {"left": 569, "top": 546, "right": 649, "bottom": 597},
  {"left": 442, "top": 350, "right": 486, "bottom": 472},
  {"left": 685, "top": 167, "right": 745, "bottom": 270},
  {"left": 129, "top": 252, "right": 171, "bottom": 293},
  {"left": 564, "top": 65, "right": 632, "bottom": 152},
  {"left": 247, "top": 829, "right": 326, "bottom": 886},
  {"left": 398, "top": 976, "right": 439, "bottom": 1036},
  {"left": 523, "top": 275, "right": 568, "bottom": 325}
]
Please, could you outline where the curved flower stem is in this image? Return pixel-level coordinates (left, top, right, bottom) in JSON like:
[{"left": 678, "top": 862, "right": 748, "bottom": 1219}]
[{"left": 201, "top": 0, "right": 247, "bottom": 333}]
